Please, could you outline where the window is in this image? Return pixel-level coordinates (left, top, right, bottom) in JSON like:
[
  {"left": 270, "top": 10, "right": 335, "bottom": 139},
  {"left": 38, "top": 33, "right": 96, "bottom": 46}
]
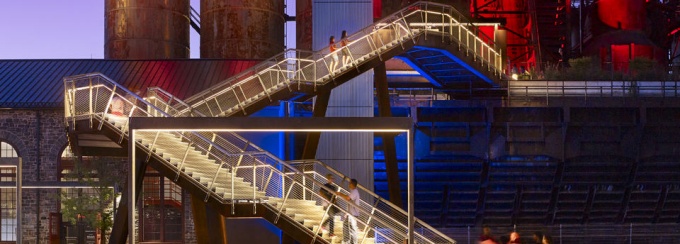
[
  {"left": 0, "top": 141, "right": 17, "bottom": 242},
  {"left": 141, "top": 168, "right": 184, "bottom": 242},
  {"left": 0, "top": 142, "right": 17, "bottom": 158}
]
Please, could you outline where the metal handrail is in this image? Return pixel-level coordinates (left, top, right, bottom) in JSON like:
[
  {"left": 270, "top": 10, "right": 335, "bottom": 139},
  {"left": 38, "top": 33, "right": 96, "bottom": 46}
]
[
  {"left": 288, "top": 159, "right": 455, "bottom": 242},
  {"left": 508, "top": 80, "right": 680, "bottom": 99},
  {"left": 146, "top": 87, "right": 456, "bottom": 243},
  {"left": 63, "top": 73, "right": 264, "bottom": 200},
  {"left": 64, "top": 77, "right": 454, "bottom": 243},
  {"left": 181, "top": 1, "right": 504, "bottom": 118}
]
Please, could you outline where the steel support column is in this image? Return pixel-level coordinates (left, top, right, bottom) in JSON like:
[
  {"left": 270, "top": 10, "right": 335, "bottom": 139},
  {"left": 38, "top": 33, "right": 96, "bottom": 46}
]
[
  {"left": 375, "top": 62, "right": 403, "bottom": 207},
  {"left": 191, "top": 194, "right": 227, "bottom": 244},
  {"left": 110, "top": 154, "right": 147, "bottom": 244},
  {"left": 282, "top": 233, "right": 296, "bottom": 244},
  {"left": 301, "top": 91, "right": 331, "bottom": 160}
]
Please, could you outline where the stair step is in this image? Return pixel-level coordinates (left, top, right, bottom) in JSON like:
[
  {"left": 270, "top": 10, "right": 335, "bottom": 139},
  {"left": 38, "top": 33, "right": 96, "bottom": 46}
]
[{"left": 221, "top": 192, "right": 266, "bottom": 199}]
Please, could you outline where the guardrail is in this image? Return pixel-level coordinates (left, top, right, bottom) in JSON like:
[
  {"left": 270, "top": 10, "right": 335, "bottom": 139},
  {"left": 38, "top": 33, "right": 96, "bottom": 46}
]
[
  {"left": 181, "top": 1, "right": 503, "bottom": 117},
  {"left": 508, "top": 80, "right": 680, "bottom": 99}
]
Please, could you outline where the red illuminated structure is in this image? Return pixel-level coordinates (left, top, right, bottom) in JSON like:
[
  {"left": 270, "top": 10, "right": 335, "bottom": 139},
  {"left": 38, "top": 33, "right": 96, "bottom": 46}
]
[{"left": 469, "top": 0, "right": 569, "bottom": 73}]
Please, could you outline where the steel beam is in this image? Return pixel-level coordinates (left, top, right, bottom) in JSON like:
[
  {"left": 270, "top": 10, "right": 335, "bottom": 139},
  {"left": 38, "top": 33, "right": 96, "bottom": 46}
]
[
  {"left": 375, "top": 62, "right": 404, "bottom": 208},
  {"left": 110, "top": 154, "right": 147, "bottom": 244},
  {"left": 191, "top": 194, "right": 227, "bottom": 244},
  {"left": 301, "top": 91, "right": 331, "bottom": 160}
]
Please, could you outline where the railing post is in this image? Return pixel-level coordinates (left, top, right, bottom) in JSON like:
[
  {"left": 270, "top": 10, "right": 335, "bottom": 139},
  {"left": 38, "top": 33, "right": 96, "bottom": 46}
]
[
  {"left": 311, "top": 202, "right": 333, "bottom": 243},
  {"left": 232, "top": 89, "right": 246, "bottom": 115},
  {"left": 206, "top": 161, "right": 224, "bottom": 202},
  {"left": 441, "top": 6, "right": 445, "bottom": 43},
  {"left": 458, "top": 20, "right": 462, "bottom": 50},
  {"left": 231, "top": 166, "right": 236, "bottom": 215},
  {"left": 366, "top": 34, "right": 381, "bottom": 61},
  {"left": 263, "top": 168, "right": 274, "bottom": 193},
  {"left": 175, "top": 141, "right": 193, "bottom": 181},
  {"left": 449, "top": 10, "right": 453, "bottom": 44},
  {"left": 466, "top": 29, "right": 470, "bottom": 56},
  {"left": 473, "top": 33, "right": 477, "bottom": 61},
  {"left": 274, "top": 182, "right": 296, "bottom": 223},
  {"left": 88, "top": 77, "right": 93, "bottom": 128},
  {"left": 257, "top": 74, "right": 272, "bottom": 101},
  {"left": 253, "top": 164, "right": 257, "bottom": 214},
  {"left": 146, "top": 132, "right": 161, "bottom": 162}
]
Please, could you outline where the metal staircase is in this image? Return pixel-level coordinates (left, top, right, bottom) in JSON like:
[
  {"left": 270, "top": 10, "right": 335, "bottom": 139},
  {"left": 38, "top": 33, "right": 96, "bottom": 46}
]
[
  {"left": 63, "top": 2, "right": 507, "bottom": 242},
  {"left": 64, "top": 73, "right": 456, "bottom": 243},
  {"left": 177, "top": 1, "right": 504, "bottom": 118}
]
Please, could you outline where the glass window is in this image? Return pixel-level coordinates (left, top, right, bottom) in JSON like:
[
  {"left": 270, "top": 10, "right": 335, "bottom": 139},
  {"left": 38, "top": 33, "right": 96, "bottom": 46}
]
[
  {"left": 0, "top": 141, "right": 17, "bottom": 241},
  {"left": 0, "top": 142, "right": 17, "bottom": 158},
  {"left": 141, "top": 170, "right": 183, "bottom": 242}
]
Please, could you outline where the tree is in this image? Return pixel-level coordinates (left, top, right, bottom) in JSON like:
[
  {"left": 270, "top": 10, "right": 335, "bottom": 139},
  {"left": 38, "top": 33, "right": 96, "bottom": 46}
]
[{"left": 60, "top": 156, "right": 126, "bottom": 244}]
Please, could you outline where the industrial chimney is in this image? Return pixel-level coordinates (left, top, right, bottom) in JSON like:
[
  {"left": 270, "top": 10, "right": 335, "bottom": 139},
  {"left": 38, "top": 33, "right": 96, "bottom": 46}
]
[
  {"left": 200, "top": 0, "right": 285, "bottom": 59},
  {"left": 105, "top": 0, "right": 190, "bottom": 59}
]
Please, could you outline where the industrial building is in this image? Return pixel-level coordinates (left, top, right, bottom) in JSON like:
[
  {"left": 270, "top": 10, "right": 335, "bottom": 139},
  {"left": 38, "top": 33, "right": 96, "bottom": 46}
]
[{"left": 1, "top": 0, "right": 680, "bottom": 243}]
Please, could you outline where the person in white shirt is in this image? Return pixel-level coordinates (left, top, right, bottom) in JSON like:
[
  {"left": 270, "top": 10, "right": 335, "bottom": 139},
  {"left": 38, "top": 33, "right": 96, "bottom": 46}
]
[
  {"left": 109, "top": 96, "right": 125, "bottom": 116},
  {"left": 338, "top": 179, "right": 360, "bottom": 244}
]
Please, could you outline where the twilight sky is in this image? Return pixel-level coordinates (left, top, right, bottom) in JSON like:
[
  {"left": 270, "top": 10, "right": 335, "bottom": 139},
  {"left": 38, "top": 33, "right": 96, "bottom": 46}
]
[{"left": 0, "top": 0, "right": 206, "bottom": 59}]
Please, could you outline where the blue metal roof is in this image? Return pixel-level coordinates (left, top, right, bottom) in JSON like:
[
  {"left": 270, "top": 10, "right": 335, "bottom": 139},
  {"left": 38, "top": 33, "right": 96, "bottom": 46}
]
[{"left": 0, "top": 59, "right": 260, "bottom": 108}]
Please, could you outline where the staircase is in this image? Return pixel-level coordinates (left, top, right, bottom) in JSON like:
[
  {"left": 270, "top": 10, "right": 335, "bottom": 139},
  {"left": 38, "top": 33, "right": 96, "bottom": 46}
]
[
  {"left": 64, "top": 2, "right": 506, "bottom": 242},
  {"left": 64, "top": 73, "right": 455, "bottom": 243},
  {"left": 178, "top": 1, "right": 504, "bottom": 118},
  {"left": 531, "top": 0, "right": 568, "bottom": 64}
]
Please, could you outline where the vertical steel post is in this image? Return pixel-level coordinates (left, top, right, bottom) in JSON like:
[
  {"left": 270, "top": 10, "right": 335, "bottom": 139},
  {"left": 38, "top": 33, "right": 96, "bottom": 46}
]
[
  {"left": 407, "top": 128, "right": 414, "bottom": 244},
  {"left": 16, "top": 158, "right": 22, "bottom": 244},
  {"left": 128, "top": 128, "right": 136, "bottom": 244}
]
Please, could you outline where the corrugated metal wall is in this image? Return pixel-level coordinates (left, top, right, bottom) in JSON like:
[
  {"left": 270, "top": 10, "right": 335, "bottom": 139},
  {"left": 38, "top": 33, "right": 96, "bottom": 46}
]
[{"left": 312, "top": 0, "right": 375, "bottom": 197}]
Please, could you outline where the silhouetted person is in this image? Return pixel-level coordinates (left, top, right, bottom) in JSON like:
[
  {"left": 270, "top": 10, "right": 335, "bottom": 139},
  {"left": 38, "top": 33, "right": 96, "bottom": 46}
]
[
  {"left": 479, "top": 226, "right": 497, "bottom": 244},
  {"left": 319, "top": 174, "right": 338, "bottom": 237},
  {"left": 533, "top": 231, "right": 543, "bottom": 244},
  {"left": 338, "top": 179, "right": 360, "bottom": 244}
]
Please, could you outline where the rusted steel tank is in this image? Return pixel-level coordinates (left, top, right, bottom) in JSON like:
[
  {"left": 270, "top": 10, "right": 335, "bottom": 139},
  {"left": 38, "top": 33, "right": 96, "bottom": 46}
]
[
  {"left": 105, "top": 0, "right": 190, "bottom": 59},
  {"left": 201, "top": 0, "right": 285, "bottom": 59}
]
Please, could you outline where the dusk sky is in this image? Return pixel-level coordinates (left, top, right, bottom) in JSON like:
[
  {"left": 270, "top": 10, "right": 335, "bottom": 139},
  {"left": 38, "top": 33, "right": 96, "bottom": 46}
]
[{"left": 0, "top": 0, "right": 217, "bottom": 59}]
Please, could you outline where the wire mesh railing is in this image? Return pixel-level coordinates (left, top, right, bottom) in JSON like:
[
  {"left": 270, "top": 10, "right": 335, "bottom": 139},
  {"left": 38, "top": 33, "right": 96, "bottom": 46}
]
[
  {"left": 508, "top": 80, "right": 680, "bottom": 99},
  {"left": 147, "top": 87, "right": 456, "bottom": 243},
  {"left": 288, "top": 159, "right": 455, "bottom": 244},
  {"left": 181, "top": 1, "right": 503, "bottom": 117},
  {"left": 65, "top": 73, "right": 456, "bottom": 243}
]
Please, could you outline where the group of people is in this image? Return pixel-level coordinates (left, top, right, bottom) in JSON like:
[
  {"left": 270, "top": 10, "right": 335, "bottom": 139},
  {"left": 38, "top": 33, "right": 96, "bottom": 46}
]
[
  {"left": 480, "top": 226, "right": 554, "bottom": 244},
  {"left": 328, "top": 30, "right": 352, "bottom": 74},
  {"left": 317, "top": 177, "right": 560, "bottom": 244},
  {"left": 319, "top": 173, "right": 361, "bottom": 243}
]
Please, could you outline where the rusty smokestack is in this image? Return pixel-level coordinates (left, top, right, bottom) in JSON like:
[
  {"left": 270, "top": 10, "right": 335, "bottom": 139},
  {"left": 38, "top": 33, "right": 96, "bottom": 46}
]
[
  {"left": 105, "top": 0, "right": 190, "bottom": 59},
  {"left": 200, "top": 0, "right": 285, "bottom": 59}
]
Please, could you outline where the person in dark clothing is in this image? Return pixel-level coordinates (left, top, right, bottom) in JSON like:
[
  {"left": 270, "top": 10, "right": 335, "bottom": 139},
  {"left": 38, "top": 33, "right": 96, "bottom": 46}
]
[
  {"left": 319, "top": 173, "right": 338, "bottom": 236},
  {"left": 479, "top": 226, "right": 497, "bottom": 244},
  {"left": 532, "top": 231, "right": 543, "bottom": 244}
]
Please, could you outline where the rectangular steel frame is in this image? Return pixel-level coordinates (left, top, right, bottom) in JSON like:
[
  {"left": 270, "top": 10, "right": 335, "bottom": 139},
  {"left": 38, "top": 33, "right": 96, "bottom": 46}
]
[{"left": 127, "top": 117, "right": 416, "bottom": 243}]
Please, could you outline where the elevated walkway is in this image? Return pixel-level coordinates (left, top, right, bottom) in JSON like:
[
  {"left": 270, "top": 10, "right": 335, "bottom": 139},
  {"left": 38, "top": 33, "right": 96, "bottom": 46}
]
[
  {"left": 178, "top": 1, "right": 504, "bottom": 117},
  {"left": 63, "top": 2, "right": 508, "bottom": 242}
]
